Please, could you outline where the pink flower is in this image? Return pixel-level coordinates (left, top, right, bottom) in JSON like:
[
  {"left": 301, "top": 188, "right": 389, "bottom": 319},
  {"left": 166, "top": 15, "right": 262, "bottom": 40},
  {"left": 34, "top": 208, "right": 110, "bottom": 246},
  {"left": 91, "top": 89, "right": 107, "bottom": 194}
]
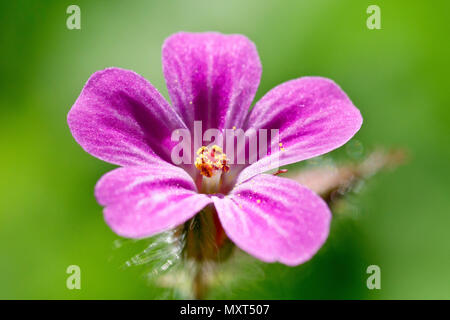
[{"left": 67, "top": 32, "right": 362, "bottom": 266}]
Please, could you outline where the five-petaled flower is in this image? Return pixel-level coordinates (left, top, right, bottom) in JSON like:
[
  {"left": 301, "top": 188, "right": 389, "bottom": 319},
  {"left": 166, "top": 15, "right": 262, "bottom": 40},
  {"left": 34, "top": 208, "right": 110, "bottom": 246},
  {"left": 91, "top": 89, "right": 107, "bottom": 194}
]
[{"left": 67, "top": 32, "right": 362, "bottom": 266}]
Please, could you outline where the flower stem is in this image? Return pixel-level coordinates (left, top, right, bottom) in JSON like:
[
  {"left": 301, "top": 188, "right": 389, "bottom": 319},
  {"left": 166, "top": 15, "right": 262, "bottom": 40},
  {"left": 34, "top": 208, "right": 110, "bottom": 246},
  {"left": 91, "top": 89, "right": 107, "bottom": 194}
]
[
  {"left": 193, "top": 263, "right": 206, "bottom": 300},
  {"left": 183, "top": 205, "right": 234, "bottom": 299}
]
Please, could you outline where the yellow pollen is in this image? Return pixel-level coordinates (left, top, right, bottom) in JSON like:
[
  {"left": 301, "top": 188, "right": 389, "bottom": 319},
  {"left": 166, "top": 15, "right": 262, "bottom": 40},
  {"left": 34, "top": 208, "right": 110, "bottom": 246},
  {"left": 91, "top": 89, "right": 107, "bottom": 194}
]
[
  {"left": 232, "top": 126, "right": 236, "bottom": 130},
  {"left": 257, "top": 199, "right": 261, "bottom": 204},
  {"left": 195, "top": 145, "right": 230, "bottom": 177},
  {"left": 280, "top": 147, "right": 285, "bottom": 152},
  {"left": 279, "top": 143, "right": 283, "bottom": 147}
]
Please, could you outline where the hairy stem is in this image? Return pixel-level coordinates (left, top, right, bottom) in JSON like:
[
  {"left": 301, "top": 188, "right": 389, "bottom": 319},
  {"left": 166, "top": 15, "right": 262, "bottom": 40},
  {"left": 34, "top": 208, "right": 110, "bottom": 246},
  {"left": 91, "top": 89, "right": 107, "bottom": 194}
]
[
  {"left": 193, "top": 263, "right": 206, "bottom": 300},
  {"left": 182, "top": 204, "right": 234, "bottom": 299}
]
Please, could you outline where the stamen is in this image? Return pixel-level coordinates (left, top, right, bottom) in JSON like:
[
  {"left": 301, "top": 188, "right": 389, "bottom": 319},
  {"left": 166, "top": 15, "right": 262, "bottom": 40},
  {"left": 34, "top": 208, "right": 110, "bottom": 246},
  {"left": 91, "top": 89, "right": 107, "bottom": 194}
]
[{"left": 195, "top": 145, "right": 230, "bottom": 178}]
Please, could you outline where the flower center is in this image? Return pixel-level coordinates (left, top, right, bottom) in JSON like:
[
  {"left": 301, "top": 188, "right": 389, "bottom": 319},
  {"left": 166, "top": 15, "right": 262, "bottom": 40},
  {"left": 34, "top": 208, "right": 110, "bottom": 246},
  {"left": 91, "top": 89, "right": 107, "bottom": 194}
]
[{"left": 195, "top": 145, "right": 230, "bottom": 178}]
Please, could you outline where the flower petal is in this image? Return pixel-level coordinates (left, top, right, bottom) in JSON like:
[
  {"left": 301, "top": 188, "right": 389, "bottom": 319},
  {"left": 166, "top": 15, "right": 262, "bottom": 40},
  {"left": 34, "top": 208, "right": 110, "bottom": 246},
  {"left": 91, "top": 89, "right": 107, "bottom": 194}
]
[
  {"left": 238, "top": 77, "right": 363, "bottom": 183},
  {"left": 95, "top": 162, "right": 211, "bottom": 238},
  {"left": 68, "top": 67, "right": 187, "bottom": 166},
  {"left": 162, "top": 32, "right": 261, "bottom": 132},
  {"left": 212, "top": 174, "right": 331, "bottom": 266}
]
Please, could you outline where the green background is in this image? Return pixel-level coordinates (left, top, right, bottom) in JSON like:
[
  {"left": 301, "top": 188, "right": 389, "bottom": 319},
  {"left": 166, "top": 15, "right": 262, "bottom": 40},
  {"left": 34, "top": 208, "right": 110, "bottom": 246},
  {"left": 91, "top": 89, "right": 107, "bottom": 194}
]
[{"left": 1, "top": 0, "right": 449, "bottom": 299}]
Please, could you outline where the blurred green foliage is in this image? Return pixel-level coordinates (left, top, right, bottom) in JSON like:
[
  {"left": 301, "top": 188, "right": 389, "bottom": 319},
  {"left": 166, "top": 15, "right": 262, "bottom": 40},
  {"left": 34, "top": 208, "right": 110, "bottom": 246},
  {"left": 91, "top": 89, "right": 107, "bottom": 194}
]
[{"left": 0, "top": 0, "right": 449, "bottom": 299}]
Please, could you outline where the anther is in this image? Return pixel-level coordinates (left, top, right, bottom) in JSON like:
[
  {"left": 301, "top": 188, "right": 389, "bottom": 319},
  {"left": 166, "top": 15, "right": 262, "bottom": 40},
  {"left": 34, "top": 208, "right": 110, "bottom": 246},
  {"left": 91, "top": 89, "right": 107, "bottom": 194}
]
[{"left": 195, "top": 145, "right": 230, "bottom": 177}]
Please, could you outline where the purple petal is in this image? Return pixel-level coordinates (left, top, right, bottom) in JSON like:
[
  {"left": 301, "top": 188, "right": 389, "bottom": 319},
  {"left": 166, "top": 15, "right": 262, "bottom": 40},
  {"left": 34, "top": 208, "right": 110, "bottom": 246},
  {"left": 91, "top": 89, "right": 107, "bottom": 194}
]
[
  {"left": 95, "top": 162, "right": 211, "bottom": 238},
  {"left": 238, "top": 77, "right": 363, "bottom": 183},
  {"left": 212, "top": 174, "right": 331, "bottom": 266},
  {"left": 162, "top": 32, "right": 261, "bottom": 132},
  {"left": 68, "top": 67, "right": 187, "bottom": 166}
]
